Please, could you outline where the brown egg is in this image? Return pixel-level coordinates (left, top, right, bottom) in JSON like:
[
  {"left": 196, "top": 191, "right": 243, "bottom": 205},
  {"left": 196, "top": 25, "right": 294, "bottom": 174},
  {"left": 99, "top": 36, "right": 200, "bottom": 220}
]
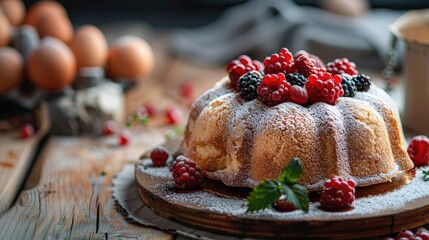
[
  {"left": 0, "top": 47, "right": 23, "bottom": 92},
  {"left": 0, "top": 11, "right": 11, "bottom": 46},
  {"left": 27, "top": 37, "right": 76, "bottom": 91},
  {"left": 24, "top": 0, "right": 67, "bottom": 26},
  {"left": 70, "top": 25, "right": 108, "bottom": 68},
  {"left": 0, "top": 0, "right": 25, "bottom": 26},
  {"left": 107, "top": 36, "right": 154, "bottom": 81},
  {"left": 24, "top": 0, "right": 73, "bottom": 43}
]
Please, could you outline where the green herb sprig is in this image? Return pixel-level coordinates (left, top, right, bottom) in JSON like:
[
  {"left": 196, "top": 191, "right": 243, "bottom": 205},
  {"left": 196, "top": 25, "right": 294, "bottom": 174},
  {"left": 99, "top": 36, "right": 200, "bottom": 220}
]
[
  {"left": 423, "top": 170, "right": 429, "bottom": 181},
  {"left": 246, "top": 158, "right": 309, "bottom": 213}
]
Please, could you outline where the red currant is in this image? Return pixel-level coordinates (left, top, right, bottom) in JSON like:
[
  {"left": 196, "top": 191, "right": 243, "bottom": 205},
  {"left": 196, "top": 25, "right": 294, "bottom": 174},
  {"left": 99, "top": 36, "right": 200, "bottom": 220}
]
[
  {"left": 144, "top": 102, "right": 157, "bottom": 117},
  {"left": 119, "top": 131, "right": 131, "bottom": 146},
  {"left": 290, "top": 85, "right": 309, "bottom": 105},
  {"left": 102, "top": 120, "right": 116, "bottom": 135},
  {"left": 150, "top": 147, "right": 170, "bottom": 167},
  {"left": 407, "top": 135, "right": 429, "bottom": 167},
  {"left": 20, "top": 123, "right": 34, "bottom": 139},
  {"left": 180, "top": 82, "right": 194, "bottom": 99},
  {"left": 274, "top": 197, "right": 296, "bottom": 212},
  {"left": 166, "top": 108, "right": 182, "bottom": 125}
]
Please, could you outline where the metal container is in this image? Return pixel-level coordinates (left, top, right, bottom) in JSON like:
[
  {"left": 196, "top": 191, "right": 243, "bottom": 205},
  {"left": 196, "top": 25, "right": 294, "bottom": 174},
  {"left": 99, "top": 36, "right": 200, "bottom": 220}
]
[{"left": 390, "top": 9, "right": 429, "bottom": 135}]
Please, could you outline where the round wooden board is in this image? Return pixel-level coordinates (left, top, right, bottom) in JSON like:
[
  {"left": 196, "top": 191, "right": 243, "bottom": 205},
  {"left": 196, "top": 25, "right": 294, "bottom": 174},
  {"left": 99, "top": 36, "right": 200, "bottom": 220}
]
[{"left": 135, "top": 161, "right": 429, "bottom": 239}]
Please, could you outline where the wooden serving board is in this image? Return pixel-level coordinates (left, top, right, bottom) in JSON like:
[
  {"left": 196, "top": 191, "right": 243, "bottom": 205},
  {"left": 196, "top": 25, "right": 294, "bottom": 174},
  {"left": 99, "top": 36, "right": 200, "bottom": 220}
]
[
  {"left": 0, "top": 104, "right": 49, "bottom": 214},
  {"left": 136, "top": 161, "right": 429, "bottom": 239}
]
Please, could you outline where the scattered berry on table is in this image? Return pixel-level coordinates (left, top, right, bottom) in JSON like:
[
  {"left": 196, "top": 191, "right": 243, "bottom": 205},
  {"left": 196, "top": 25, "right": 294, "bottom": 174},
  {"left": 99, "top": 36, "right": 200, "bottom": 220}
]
[
  {"left": 286, "top": 73, "right": 307, "bottom": 87},
  {"left": 263, "top": 48, "right": 295, "bottom": 74},
  {"left": 144, "top": 102, "right": 158, "bottom": 117},
  {"left": 150, "top": 147, "right": 170, "bottom": 167},
  {"left": 396, "top": 230, "right": 415, "bottom": 240},
  {"left": 319, "top": 176, "right": 356, "bottom": 210},
  {"left": 257, "top": 73, "right": 292, "bottom": 106},
  {"left": 102, "top": 120, "right": 116, "bottom": 135},
  {"left": 415, "top": 231, "right": 429, "bottom": 240},
  {"left": 136, "top": 106, "right": 149, "bottom": 119},
  {"left": 305, "top": 73, "right": 344, "bottom": 105},
  {"left": 119, "top": 130, "right": 131, "bottom": 146},
  {"left": 294, "top": 50, "right": 325, "bottom": 69},
  {"left": 227, "top": 55, "right": 263, "bottom": 91},
  {"left": 294, "top": 54, "right": 326, "bottom": 78},
  {"left": 166, "top": 107, "right": 182, "bottom": 125},
  {"left": 20, "top": 123, "right": 34, "bottom": 139},
  {"left": 326, "top": 58, "right": 358, "bottom": 76},
  {"left": 171, "top": 155, "right": 203, "bottom": 189},
  {"left": 290, "top": 85, "right": 309, "bottom": 105},
  {"left": 180, "top": 81, "right": 194, "bottom": 99},
  {"left": 340, "top": 74, "right": 357, "bottom": 97},
  {"left": 274, "top": 197, "right": 296, "bottom": 212},
  {"left": 237, "top": 70, "right": 263, "bottom": 101},
  {"left": 407, "top": 135, "right": 429, "bottom": 167},
  {"left": 351, "top": 74, "right": 372, "bottom": 92}
]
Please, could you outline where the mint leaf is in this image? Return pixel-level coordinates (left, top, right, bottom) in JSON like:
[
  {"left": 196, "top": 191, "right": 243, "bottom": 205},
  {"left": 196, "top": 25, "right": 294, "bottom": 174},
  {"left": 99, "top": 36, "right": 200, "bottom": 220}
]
[
  {"left": 282, "top": 184, "right": 309, "bottom": 212},
  {"left": 278, "top": 158, "right": 302, "bottom": 185},
  {"left": 423, "top": 170, "right": 429, "bottom": 181},
  {"left": 246, "top": 180, "right": 281, "bottom": 213}
]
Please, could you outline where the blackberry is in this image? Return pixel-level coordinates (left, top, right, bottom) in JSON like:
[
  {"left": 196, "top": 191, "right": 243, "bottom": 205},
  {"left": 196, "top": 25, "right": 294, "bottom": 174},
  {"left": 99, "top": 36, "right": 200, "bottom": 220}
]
[
  {"left": 237, "top": 71, "right": 262, "bottom": 100},
  {"left": 340, "top": 74, "right": 357, "bottom": 97},
  {"left": 351, "top": 74, "right": 371, "bottom": 92},
  {"left": 286, "top": 73, "right": 307, "bottom": 87}
]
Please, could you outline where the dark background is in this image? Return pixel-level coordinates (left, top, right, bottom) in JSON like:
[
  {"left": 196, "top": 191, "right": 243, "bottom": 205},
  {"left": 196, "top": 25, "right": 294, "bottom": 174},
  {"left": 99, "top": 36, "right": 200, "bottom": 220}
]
[{"left": 21, "top": 0, "right": 429, "bottom": 28}]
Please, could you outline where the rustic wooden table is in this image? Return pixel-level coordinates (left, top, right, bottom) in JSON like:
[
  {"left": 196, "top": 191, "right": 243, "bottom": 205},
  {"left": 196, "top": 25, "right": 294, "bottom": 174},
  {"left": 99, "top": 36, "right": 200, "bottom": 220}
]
[{"left": 0, "top": 27, "right": 226, "bottom": 239}]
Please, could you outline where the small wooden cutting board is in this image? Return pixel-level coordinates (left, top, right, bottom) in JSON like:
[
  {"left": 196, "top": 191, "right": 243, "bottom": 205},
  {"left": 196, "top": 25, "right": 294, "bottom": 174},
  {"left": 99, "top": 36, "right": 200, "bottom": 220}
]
[{"left": 0, "top": 104, "right": 49, "bottom": 214}]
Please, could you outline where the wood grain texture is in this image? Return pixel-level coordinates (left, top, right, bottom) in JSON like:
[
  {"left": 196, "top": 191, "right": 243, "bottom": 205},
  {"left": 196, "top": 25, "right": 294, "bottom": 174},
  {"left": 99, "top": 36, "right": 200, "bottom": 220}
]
[
  {"left": 0, "top": 127, "right": 172, "bottom": 240},
  {"left": 0, "top": 104, "right": 49, "bottom": 214},
  {"left": 136, "top": 165, "right": 429, "bottom": 240}
]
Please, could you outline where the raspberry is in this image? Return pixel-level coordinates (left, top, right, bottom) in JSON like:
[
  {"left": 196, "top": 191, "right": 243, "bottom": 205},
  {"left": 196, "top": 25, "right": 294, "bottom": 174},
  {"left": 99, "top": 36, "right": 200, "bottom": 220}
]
[
  {"left": 294, "top": 50, "right": 325, "bottom": 69},
  {"left": 305, "top": 73, "right": 344, "bottom": 105},
  {"left": 102, "top": 120, "right": 116, "bottom": 135},
  {"left": 171, "top": 155, "right": 203, "bottom": 189},
  {"left": 407, "top": 135, "right": 429, "bottom": 167},
  {"left": 20, "top": 123, "right": 34, "bottom": 139},
  {"left": 257, "top": 73, "right": 292, "bottom": 106},
  {"left": 294, "top": 54, "right": 326, "bottom": 78},
  {"left": 263, "top": 48, "right": 295, "bottom": 74},
  {"left": 119, "top": 130, "right": 131, "bottom": 146},
  {"left": 396, "top": 230, "right": 416, "bottom": 240},
  {"left": 326, "top": 58, "right": 358, "bottom": 76},
  {"left": 237, "top": 70, "right": 262, "bottom": 101},
  {"left": 286, "top": 73, "right": 307, "bottom": 87},
  {"left": 290, "top": 85, "right": 309, "bottom": 105},
  {"left": 227, "top": 55, "right": 263, "bottom": 90},
  {"left": 274, "top": 197, "right": 296, "bottom": 212},
  {"left": 341, "top": 74, "right": 357, "bottom": 98},
  {"left": 415, "top": 231, "right": 429, "bottom": 240},
  {"left": 166, "top": 107, "right": 182, "bottom": 125},
  {"left": 150, "top": 147, "right": 170, "bottom": 167},
  {"left": 319, "top": 176, "right": 356, "bottom": 210},
  {"left": 351, "top": 74, "right": 372, "bottom": 92}
]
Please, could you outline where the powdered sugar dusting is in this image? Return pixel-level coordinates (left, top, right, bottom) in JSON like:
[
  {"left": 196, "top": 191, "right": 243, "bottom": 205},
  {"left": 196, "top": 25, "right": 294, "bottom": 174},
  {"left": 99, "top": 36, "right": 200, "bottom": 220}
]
[{"left": 137, "top": 163, "right": 429, "bottom": 221}]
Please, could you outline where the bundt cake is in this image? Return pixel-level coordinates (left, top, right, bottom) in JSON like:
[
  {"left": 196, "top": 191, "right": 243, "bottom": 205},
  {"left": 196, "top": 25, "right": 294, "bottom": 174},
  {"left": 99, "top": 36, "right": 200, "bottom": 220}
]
[{"left": 181, "top": 51, "right": 414, "bottom": 191}]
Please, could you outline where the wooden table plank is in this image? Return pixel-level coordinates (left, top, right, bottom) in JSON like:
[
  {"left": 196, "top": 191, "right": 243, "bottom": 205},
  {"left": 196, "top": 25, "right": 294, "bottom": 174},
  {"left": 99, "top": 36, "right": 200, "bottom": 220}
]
[{"left": 0, "top": 128, "right": 171, "bottom": 239}]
